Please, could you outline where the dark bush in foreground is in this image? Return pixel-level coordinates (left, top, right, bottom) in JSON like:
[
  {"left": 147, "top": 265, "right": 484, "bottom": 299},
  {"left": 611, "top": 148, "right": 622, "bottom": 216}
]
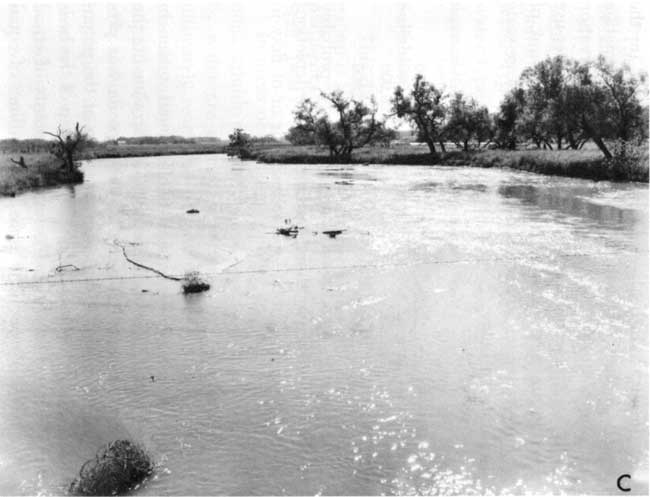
[{"left": 69, "top": 440, "right": 153, "bottom": 496}]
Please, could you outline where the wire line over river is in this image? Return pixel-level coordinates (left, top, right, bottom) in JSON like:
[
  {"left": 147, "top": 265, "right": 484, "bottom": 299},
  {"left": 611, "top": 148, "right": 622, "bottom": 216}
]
[{"left": 0, "top": 249, "right": 631, "bottom": 287}]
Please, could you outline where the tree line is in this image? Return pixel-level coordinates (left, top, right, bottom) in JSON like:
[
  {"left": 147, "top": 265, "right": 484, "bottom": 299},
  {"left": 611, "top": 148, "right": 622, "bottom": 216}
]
[{"left": 229, "top": 54, "right": 646, "bottom": 161}]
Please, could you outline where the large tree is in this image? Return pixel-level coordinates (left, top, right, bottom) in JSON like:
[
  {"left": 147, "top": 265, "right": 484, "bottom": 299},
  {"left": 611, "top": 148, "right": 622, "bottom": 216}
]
[
  {"left": 494, "top": 88, "right": 524, "bottom": 150},
  {"left": 508, "top": 55, "right": 647, "bottom": 158},
  {"left": 287, "top": 91, "right": 389, "bottom": 160},
  {"left": 517, "top": 55, "right": 581, "bottom": 150},
  {"left": 391, "top": 74, "right": 447, "bottom": 154},
  {"left": 444, "top": 93, "right": 493, "bottom": 151},
  {"left": 593, "top": 55, "right": 647, "bottom": 143}
]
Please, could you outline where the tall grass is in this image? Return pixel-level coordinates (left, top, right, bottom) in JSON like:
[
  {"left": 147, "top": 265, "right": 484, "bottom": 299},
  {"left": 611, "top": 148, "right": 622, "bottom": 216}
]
[{"left": 0, "top": 152, "right": 84, "bottom": 196}]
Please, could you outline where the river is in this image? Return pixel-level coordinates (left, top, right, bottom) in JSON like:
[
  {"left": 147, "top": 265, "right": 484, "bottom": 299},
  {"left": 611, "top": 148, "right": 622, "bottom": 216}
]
[{"left": 0, "top": 154, "right": 647, "bottom": 495}]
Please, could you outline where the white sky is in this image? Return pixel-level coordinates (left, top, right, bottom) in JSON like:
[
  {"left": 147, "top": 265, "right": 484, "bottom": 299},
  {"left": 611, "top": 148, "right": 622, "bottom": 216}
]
[{"left": 1, "top": 0, "right": 648, "bottom": 140}]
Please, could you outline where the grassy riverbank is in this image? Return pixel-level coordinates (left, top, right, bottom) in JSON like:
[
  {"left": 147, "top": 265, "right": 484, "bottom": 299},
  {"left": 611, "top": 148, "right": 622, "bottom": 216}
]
[
  {"left": 0, "top": 153, "right": 83, "bottom": 196},
  {"left": 1, "top": 142, "right": 225, "bottom": 196},
  {"left": 250, "top": 144, "right": 649, "bottom": 182}
]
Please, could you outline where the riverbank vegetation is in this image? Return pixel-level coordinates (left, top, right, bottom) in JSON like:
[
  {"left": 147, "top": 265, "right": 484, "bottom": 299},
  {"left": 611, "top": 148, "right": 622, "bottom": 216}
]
[
  {"left": 2, "top": 55, "right": 646, "bottom": 189},
  {"left": 234, "top": 54, "right": 648, "bottom": 182},
  {"left": 249, "top": 142, "right": 648, "bottom": 182},
  {"left": 1, "top": 134, "right": 228, "bottom": 196},
  {"left": 0, "top": 152, "right": 82, "bottom": 195},
  {"left": 0, "top": 123, "right": 89, "bottom": 196}
]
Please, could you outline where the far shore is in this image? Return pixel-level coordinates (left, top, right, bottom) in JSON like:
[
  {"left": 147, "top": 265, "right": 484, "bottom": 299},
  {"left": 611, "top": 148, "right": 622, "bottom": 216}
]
[
  {"left": 0, "top": 143, "right": 226, "bottom": 197},
  {"left": 2, "top": 142, "right": 648, "bottom": 198},
  {"left": 84, "top": 142, "right": 226, "bottom": 159}
]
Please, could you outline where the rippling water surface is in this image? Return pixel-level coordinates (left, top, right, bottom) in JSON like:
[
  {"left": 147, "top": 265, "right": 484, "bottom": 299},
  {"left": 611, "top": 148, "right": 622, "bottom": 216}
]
[{"left": 0, "top": 155, "right": 647, "bottom": 495}]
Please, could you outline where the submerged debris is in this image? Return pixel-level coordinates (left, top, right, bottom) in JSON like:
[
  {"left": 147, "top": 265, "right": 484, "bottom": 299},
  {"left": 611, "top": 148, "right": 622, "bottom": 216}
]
[
  {"left": 182, "top": 271, "right": 211, "bottom": 294},
  {"left": 322, "top": 230, "right": 346, "bottom": 238},
  {"left": 186, "top": 209, "right": 200, "bottom": 214},
  {"left": 69, "top": 440, "right": 153, "bottom": 496},
  {"left": 276, "top": 226, "right": 302, "bottom": 238},
  {"left": 55, "top": 264, "right": 80, "bottom": 272},
  {"left": 275, "top": 219, "right": 303, "bottom": 238}
]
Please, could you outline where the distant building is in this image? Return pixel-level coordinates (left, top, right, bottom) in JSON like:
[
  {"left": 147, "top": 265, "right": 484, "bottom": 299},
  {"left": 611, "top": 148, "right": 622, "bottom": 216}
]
[{"left": 116, "top": 139, "right": 127, "bottom": 146}]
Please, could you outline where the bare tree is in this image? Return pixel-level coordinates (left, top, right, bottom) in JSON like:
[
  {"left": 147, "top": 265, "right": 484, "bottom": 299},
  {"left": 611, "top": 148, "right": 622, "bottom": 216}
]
[{"left": 44, "top": 122, "right": 89, "bottom": 173}]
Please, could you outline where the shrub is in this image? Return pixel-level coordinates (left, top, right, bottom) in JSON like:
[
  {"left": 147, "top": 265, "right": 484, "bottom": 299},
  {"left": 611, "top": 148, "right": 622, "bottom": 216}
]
[
  {"left": 605, "top": 140, "right": 649, "bottom": 182},
  {"left": 182, "top": 271, "right": 211, "bottom": 294},
  {"left": 69, "top": 440, "right": 153, "bottom": 496}
]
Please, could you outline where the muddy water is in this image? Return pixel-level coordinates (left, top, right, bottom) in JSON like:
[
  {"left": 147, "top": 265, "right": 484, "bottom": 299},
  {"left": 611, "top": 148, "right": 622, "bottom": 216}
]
[{"left": 0, "top": 155, "right": 647, "bottom": 495}]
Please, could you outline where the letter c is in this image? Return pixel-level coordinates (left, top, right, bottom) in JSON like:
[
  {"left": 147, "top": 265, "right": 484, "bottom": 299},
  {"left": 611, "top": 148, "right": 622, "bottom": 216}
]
[{"left": 617, "top": 474, "right": 631, "bottom": 492}]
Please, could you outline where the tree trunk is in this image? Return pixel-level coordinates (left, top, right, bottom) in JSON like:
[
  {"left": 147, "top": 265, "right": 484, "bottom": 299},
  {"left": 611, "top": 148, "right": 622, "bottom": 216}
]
[
  {"left": 567, "top": 133, "right": 577, "bottom": 149},
  {"left": 581, "top": 117, "right": 612, "bottom": 159},
  {"left": 423, "top": 137, "right": 436, "bottom": 155},
  {"left": 590, "top": 134, "right": 613, "bottom": 159},
  {"left": 64, "top": 150, "right": 74, "bottom": 173},
  {"left": 463, "top": 140, "right": 468, "bottom": 152},
  {"left": 438, "top": 141, "right": 446, "bottom": 153}
]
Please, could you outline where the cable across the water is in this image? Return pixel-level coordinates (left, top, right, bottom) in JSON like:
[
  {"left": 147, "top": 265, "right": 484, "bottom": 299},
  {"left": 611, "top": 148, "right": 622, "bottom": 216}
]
[{"left": 0, "top": 249, "right": 626, "bottom": 287}]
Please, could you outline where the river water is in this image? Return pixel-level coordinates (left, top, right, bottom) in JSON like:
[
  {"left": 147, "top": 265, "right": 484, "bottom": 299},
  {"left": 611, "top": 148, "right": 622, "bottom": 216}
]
[{"left": 0, "top": 154, "right": 647, "bottom": 495}]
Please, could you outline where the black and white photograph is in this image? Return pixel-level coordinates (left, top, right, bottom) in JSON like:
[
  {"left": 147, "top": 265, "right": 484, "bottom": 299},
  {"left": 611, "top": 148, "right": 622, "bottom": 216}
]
[{"left": 0, "top": 1, "right": 648, "bottom": 495}]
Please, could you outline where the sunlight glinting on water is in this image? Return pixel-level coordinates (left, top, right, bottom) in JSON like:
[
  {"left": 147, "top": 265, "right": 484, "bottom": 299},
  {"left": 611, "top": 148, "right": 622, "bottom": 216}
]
[{"left": 0, "top": 155, "right": 647, "bottom": 495}]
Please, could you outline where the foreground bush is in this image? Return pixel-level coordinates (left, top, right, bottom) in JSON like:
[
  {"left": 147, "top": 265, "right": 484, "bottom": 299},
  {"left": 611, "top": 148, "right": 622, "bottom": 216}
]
[{"left": 69, "top": 440, "right": 153, "bottom": 496}]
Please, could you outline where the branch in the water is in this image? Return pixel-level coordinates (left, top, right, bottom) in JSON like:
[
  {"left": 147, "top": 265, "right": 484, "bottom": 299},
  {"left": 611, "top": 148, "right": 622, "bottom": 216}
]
[
  {"left": 56, "top": 264, "right": 80, "bottom": 272},
  {"left": 113, "top": 240, "right": 181, "bottom": 281},
  {"left": 114, "top": 240, "right": 211, "bottom": 293}
]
